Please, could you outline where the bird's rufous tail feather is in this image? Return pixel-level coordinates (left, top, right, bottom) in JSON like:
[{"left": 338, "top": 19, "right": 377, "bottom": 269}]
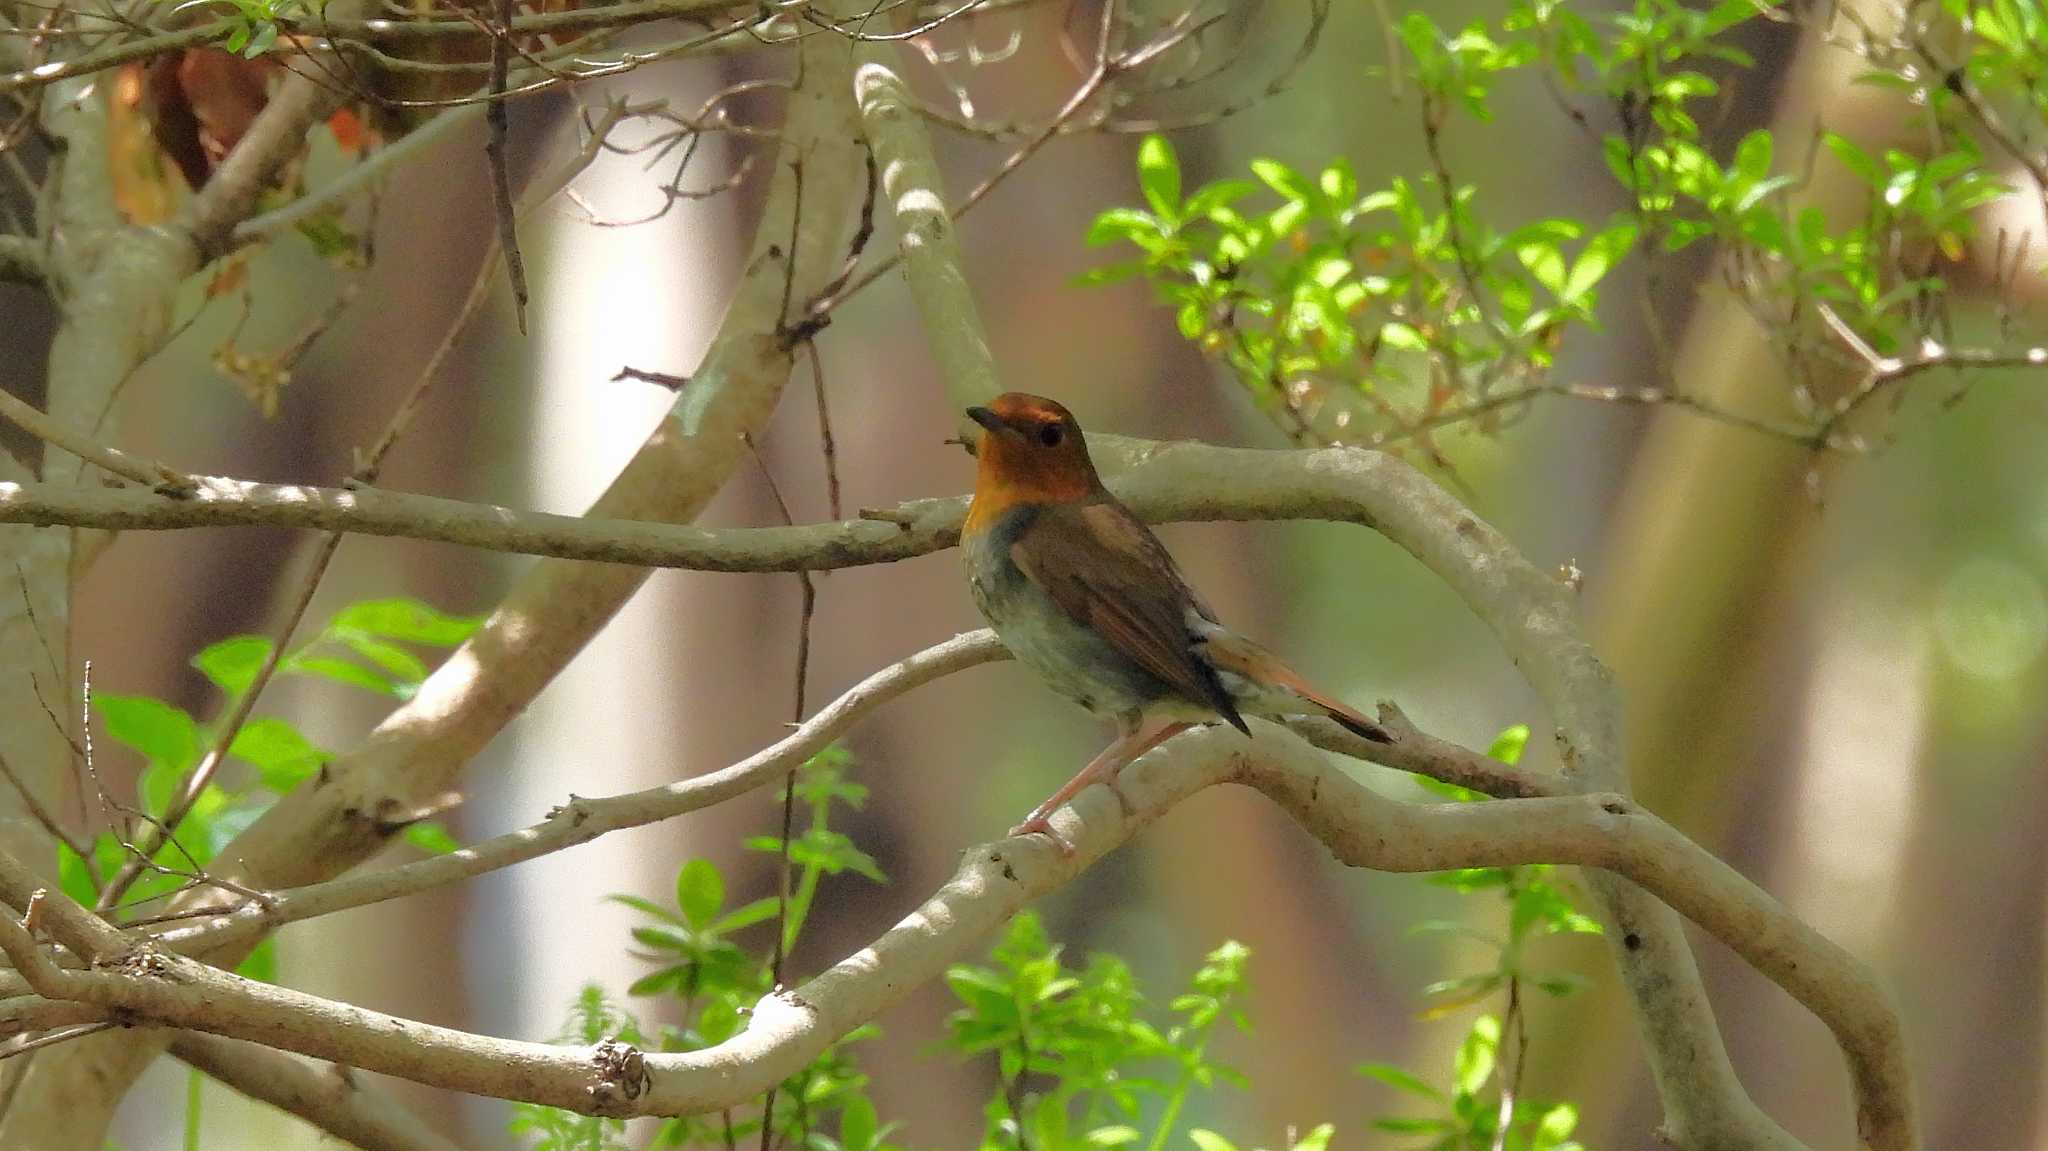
[
  {"left": 1200, "top": 633, "right": 1394, "bottom": 744},
  {"left": 1292, "top": 682, "right": 1394, "bottom": 744}
]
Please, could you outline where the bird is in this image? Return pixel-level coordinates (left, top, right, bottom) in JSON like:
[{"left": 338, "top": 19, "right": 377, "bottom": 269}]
[{"left": 962, "top": 392, "right": 1392, "bottom": 848}]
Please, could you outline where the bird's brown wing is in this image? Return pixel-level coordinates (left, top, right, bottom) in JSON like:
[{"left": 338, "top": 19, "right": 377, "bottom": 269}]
[{"left": 1009, "top": 498, "right": 1248, "bottom": 733}]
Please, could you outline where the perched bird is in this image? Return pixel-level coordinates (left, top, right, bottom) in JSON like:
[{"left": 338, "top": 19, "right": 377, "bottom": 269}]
[{"left": 962, "top": 392, "right": 1392, "bottom": 847}]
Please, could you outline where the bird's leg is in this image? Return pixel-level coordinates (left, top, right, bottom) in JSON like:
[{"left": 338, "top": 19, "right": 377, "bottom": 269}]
[{"left": 1010, "top": 717, "right": 1194, "bottom": 851}]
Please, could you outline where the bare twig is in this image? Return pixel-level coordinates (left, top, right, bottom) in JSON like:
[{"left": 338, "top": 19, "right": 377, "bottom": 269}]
[
  {"left": 484, "top": 0, "right": 527, "bottom": 333},
  {"left": 0, "top": 389, "right": 192, "bottom": 494},
  {"left": 0, "top": 751, "right": 87, "bottom": 862}
]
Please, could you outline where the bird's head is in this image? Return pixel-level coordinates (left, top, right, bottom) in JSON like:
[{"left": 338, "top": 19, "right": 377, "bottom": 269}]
[{"left": 965, "top": 393, "right": 1102, "bottom": 513}]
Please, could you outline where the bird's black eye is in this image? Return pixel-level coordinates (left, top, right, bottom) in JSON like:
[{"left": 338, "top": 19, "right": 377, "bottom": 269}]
[{"left": 1039, "top": 423, "right": 1065, "bottom": 447}]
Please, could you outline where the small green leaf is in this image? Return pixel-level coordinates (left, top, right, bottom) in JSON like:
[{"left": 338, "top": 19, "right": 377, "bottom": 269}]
[
  {"left": 1250, "top": 158, "right": 1318, "bottom": 209},
  {"left": 1732, "top": 129, "right": 1772, "bottom": 183},
  {"left": 1291, "top": 1123, "right": 1336, "bottom": 1151},
  {"left": 334, "top": 631, "right": 429, "bottom": 686},
  {"left": 1188, "top": 1130, "right": 1238, "bottom": 1151},
  {"left": 191, "top": 636, "right": 274, "bottom": 696},
  {"left": 240, "top": 21, "right": 277, "bottom": 57},
  {"left": 1454, "top": 1014, "right": 1501, "bottom": 1097},
  {"left": 1085, "top": 208, "right": 1163, "bottom": 248},
  {"left": 95, "top": 695, "right": 200, "bottom": 770},
  {"left": 1379, "top": 321, "right": 1429, "bottom": 351},
  {"left": 283, "top": 655, "right": 401, "bottom": 697},
  {"left": 1136, "top": 135, "right": 1182, "bottom": 219},
  {"left": 1486, "top": 724, "right": 1530, "bottom": 766},
  {"left": 675, "top": 859, "right": 723, "bottom": 929},
  {"left": 330, "top": 598, "right": 480, "bottom": 646},
  {"left": 708, "top": 895, "right": 781, "bottom": 935},
  {"left": 839, "top": 1094, "right": 878, "bottom": 1151},
  {"left": 55, "top": 839, "right": 98, "bottom": 907},
  {"left": 402, "top": 822, "right": 460, "bottom": 855},
  {"left": 1561, "top": 222, "right": 1638, "bottom": 303},
  {"left": 235, "top": 936, "right": 279, "bottom": 983},
  {"left": 1371, "top": 1117, "right": 1453, "bottom": 1134},
  {"left": 1357, "top": 1062, "right": 1445, "bottom": 1099},
  {"left": 230, "top": 717, "right": 329, "bottom": 792},
  {"left": 1823, "top": 132, "right": 1882, "bottom": 185}
]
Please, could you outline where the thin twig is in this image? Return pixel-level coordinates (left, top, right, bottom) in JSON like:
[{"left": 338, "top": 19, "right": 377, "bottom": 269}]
[
  {"left": 0, "top": 1021, "right": 117, "bottom": 1060},
  {"left": 807, "top": 343, "right": 841, "bottom": 521},
  {"left": 484, "top": 0, "right": 527, "bottom": 333},
  {"left": 745, "top": 428, "right": 817, "bottom": 1151},
  {"left": 0, "top": 750, "right": 88, "bottom": 861},
  {"left": 0, "top": 388, "right": 193, "bottom": 495}
]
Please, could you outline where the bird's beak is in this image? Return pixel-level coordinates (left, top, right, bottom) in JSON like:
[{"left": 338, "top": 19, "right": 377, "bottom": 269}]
[{"left": 965, "top": 406, "right": 1006, "bottom": 434}]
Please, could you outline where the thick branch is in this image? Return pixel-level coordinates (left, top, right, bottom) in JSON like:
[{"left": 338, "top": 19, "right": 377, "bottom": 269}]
[
  {"left": 852, "top": 59, "right": 1001, "bottom": 418},
  {"left": 0, "top": 723, "right": 1906, "bottom": 1136}
]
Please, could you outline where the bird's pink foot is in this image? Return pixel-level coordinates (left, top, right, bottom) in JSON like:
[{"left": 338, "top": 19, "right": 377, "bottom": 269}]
[{"left": 1007, "top": 815, "right": 1076, "bottom": 857}]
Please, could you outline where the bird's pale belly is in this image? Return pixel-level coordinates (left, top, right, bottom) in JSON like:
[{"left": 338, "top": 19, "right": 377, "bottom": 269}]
[{"left": 966, "top": 530, "right": 1166, "bottom": 720}]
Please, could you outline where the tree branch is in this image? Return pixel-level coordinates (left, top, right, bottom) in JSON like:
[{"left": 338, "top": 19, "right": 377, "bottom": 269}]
[
  {"left": 149, "top": 631, "right": 1009, "bottom": 959},
  {"left": 0, "top": 721, "right": 1908, "bottom": 1143},
  {"left": 0, "top": 389, "right": 193, "bottom": 494},
  {"left": 171, "top": 1034, "right": 468, "bottom": 1151}
]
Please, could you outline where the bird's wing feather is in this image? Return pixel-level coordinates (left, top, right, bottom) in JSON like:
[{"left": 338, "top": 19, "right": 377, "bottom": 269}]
[{"left": 1008, "top": 499, "right": 1247, "bottom": 732}]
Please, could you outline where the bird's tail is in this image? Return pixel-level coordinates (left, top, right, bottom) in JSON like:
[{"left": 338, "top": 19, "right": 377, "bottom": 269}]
[
  {"left": 1291, "top": 682, "right": 1394, "bottom": 745},
  {"left": 1198, "top": 629, "right": 1395, "bottom": 745}
]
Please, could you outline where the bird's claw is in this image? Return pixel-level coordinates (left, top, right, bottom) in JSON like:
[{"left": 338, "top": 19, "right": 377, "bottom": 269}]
[{"left": 1007, "top": 816, "right": 1077, "bottom": 858}]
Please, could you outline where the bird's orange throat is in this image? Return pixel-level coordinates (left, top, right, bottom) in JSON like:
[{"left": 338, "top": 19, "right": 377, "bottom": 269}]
[{"left": 967, "top": 433, "right": 1098, "bottom": 533}]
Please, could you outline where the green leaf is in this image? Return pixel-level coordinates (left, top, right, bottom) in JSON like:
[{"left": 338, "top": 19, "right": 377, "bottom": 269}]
[
  {"left": 403, "top": 822, "right": 460, "bottom": 855},
  {"left": 1357, "top": 1062, "right": 1445, "bottom": 1100},
  {"left": 333, "top": 631, "right": 429, "bottom": 686},
  {"left": 1086, "top": 208, "right": 1164, "bottom": 248},
  {"left": 191, "top": 636, "right": 274, "bottom": 697},
  {"left": 708, "top": 895, "right": 781, "bottom": 935},
  {"left": 1371, "top": 1117, "right": 1453, "bottom": 1134},
  {"left": 240, "top": 20, "right": 277, "bottom": 57},
  {"left": 1379, "top": 321, "right": 1429, "bottom": 351},
  {"left": 96, "top": 695, "right": 200, "bottom": 770},
  {"left": 1486, "top": 724, "right": 1530, "bottom": 766},
  {"left": 1454, "top": 1014, "right": 1501, "bottom": 1097},
  {"left": 839, "top": 1094, "right": 878, "bottom": 1151},
  {"left": 1518, "top": 239, "right": 1568, "bottom": 294},
  {"left": 676, "top": 859, "right": 723, "bottom": 929},
  {"left": 330, "top": 598, "right": 480, "bottom": 646},
  {"left": 1137, "top": 135, "right": 1182, "bottom": 219},
  {"left": 235, "top": 935, "right": 279, "bottom": 983},
  {"left": 1250, "top": 158, "right": 1318, "bottom": 210},
  {"left": 231, "top": 716, "right": 329, "bottom": 792},
  {"left": 55, "top": 839, "right": 98, "bottom": 907},
  {"left": 1188, "top": 1130, "right": 1238, "bottom": 1151},
  {"left": 1823, "top": 132, "right": 1882, "bottom": 185},
  {"left": 1291, "top": 1123, "right": 1335, "bottom": 1151},
  {"left": 1732, "top": 129, "right": 1772, "bottom": 183},
  {"left": 1537, "top": 1102, "right": 1579, "bottom": 1142},
  {"left": 283, "top": 655, "right": 401, "bottom": 697},
  {"left": 1562, "top": 222, "right": 1638, "bottom": 303},
  {"left": 1086, "top": 1126, "right": 1141, "bottom": 1148}
]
